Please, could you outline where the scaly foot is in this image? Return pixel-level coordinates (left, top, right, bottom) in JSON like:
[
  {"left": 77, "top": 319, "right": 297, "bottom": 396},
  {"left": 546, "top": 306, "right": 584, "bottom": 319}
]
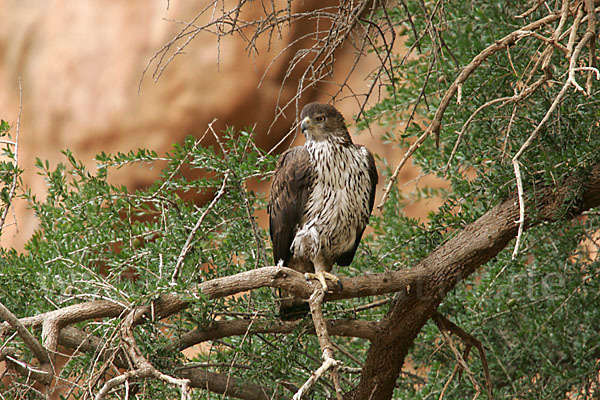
[{"left": 304, "top": 271, "right": 340, "bottom": 292}]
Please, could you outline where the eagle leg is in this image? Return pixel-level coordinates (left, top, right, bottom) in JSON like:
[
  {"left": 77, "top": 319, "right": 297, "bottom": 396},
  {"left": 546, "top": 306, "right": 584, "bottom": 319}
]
[{"left": 304, "top": 271, "right": 340, "bottom": 293}]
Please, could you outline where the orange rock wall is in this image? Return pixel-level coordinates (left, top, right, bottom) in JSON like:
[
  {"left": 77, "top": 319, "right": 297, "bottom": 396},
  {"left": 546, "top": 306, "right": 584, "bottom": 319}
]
[{"left": 0, "top": 1, "right": 444, "bottom": 250}]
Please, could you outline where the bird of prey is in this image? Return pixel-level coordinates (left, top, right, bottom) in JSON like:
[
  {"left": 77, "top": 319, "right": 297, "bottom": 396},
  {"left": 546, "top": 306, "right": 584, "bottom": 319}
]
[{"left": 268, "top": 103, "right": 378, "bottom": 317}]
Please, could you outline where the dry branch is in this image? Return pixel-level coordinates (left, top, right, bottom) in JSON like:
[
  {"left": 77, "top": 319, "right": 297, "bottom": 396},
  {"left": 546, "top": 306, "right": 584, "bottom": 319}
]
[
  {"left": 432, "top": 311, "right": 493, "bottom": 400},
  {"left": 0, "top": 348, "right": 52, "bottom": 387},
  {"left": 511, "top": 23, "right": 598, "bottom": 256},
  {"left": 427, "top": 11, "right": 564, "bottom": 140},
  {"left": 585, "top": 0, "right": 597, "bottom": 92},
  {"left": 0, "top": 301, "right": 53, "bottom": 386},
  {"left": 95, "top": 308, "right": 192, "bottom": 400},
  {"left": 172, "top": 170, "right": 230, "bottom": 284},
  {"left": 445, "top": 70, "right": 550, "bottom": 173},
  {"left": 141, "top": 0, "right": 388, "bottom": 141},
  {"left": 436, "top": 323, "right": 482, "bottom": 399},
  {"left": 57, "top": 325, "right": 283, "bottom": 400},
  {"left": 293, "top": 357, "right": 338, "bottom": 400},
  {"left": 0, "top": 77, "right": 21, "bottom": 235},
  {"left": 295, "top": 287, "right": 344, "bottom": 400}
]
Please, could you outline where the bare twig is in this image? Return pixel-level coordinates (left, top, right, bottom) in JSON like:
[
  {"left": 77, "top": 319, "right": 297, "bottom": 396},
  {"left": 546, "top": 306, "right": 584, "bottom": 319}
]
[
  {"left": 443, "top": 96, "right": 512, "bottom": 173},
  {"left": 293, "top": 357, "right": 338, "bottom": 400},
  {"left": 1, "top": 352, "right": 52, "bottom": 387},
  {"left": 377, "top": 127, "right": 430, "bottom": 211},
  {"left": 567, "top": 4, "right": 585, "bottom": 58},
  {"left": 584, "top": 0, "right": 597, "bottom": 93},
  {"left": 141, "top": 1, "right": 391, "bottom": 143},
  {"left": 445, "top": 68, "right": 552, "bottom": 172},
  {"left": 265, "top": 0, "right": 375, "bottom": 139},
  {"left": 239, "top": 179, "right": 268, "bottom": 268},
  {"left": 151, "top": 120, "right": 214, "bottom": 200},
  {"left": 95, "top": 369, "right": 142, "bottom": 400},
  {"left": 515, "top": 0, "right": 547, "bottom": 19},
  {"left": 511, "top": 159, "right": 527, "bottom": 259},
  {"left": 511, "top": 29, "right": 596, "bottom": 256},
  {"left": 0, "top": 77, "right": 22, "bottom": 235},
  {"left": 171, "top": 171, "right": 230, "bottom": 284},
  {"left": 426, "top": 12, "right": 561, "bottom": 139}
]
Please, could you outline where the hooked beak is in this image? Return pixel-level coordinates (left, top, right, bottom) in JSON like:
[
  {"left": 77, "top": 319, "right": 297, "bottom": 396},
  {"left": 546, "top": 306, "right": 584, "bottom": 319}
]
[{"left": 300, "top": 116, "right": 311, "bottom": 133}]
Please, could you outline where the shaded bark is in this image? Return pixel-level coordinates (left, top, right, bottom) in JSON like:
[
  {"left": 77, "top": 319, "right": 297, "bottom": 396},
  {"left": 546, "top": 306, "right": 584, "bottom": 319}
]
[
  {"left": 168, "top": 318, "right": 379, "bottom": 352},
  {"left": 177, "top": 369, "right": 285, "bottom": 400}
]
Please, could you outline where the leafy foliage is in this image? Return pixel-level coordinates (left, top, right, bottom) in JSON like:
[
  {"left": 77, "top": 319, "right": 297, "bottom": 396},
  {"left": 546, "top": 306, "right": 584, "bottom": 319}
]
[
  {"left": 1, "top": 130, "right": 277, "bottom": 398},
  {"left": 0, "top": 119, "right": 22, "bottom": 229}
]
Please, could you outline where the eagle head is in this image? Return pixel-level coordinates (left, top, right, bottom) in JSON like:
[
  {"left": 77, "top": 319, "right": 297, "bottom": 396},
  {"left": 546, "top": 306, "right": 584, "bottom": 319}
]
[{"left": 300, "top": 103, "right": 352, "bottom": 144}]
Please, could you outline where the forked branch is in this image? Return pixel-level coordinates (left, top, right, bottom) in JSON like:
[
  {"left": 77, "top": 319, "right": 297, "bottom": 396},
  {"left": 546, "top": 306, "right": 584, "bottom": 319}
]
[
  {"left": 0, "top": 301, "right": 53, "bottom": 386},
  {"left": 433, "top": 311, "right": 493, "bottom": 400},
  {"left": 293, "top": 286, "right": 343, "bottom": 400}
]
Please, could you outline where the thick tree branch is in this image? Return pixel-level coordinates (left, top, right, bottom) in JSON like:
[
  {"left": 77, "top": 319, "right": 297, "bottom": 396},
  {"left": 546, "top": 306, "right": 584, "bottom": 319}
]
[
  {"left": 177, "top": 368, "right": 284, "bottom": 400},
  {"left": 18, "top": 300, "right": 127, "bottom": 329},
  {"left": 198, "top": 265, "right": 421, "bottom": 302},
  {"left": 345, "top": 162, "right": 600, "bottom": 399}
]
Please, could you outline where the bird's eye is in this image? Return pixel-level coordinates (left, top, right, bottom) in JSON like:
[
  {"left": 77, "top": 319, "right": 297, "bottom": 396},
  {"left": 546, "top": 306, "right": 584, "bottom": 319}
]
[{"left": 315, "top": 116, "right": 325, "bottom": 122}]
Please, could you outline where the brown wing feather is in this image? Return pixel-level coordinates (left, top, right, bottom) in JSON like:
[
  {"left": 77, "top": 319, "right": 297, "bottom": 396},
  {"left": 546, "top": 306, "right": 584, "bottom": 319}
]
[
  {"left": 268, "top": 147, "right": 313, "bottom": 266},
  {"left": 335, "top": 147, "right": 378, "bottom": 266}
]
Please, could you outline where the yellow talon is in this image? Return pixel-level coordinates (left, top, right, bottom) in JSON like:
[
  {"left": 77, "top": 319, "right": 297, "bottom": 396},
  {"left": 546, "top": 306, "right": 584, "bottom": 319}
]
[{"left": 304, "top": 271, "right": 340, "bottom": 292}]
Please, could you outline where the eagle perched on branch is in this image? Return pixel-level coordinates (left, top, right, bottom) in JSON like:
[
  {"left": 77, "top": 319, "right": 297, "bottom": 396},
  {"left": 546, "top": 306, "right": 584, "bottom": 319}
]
[{"left": 268, "top": 103, "right": 378, "bottom": 317}]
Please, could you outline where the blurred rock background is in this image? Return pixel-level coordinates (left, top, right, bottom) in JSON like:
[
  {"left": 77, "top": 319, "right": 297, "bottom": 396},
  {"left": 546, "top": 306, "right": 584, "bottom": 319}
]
[{"left": 0, "top": 0, "right": 444, "bottom": 250}]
